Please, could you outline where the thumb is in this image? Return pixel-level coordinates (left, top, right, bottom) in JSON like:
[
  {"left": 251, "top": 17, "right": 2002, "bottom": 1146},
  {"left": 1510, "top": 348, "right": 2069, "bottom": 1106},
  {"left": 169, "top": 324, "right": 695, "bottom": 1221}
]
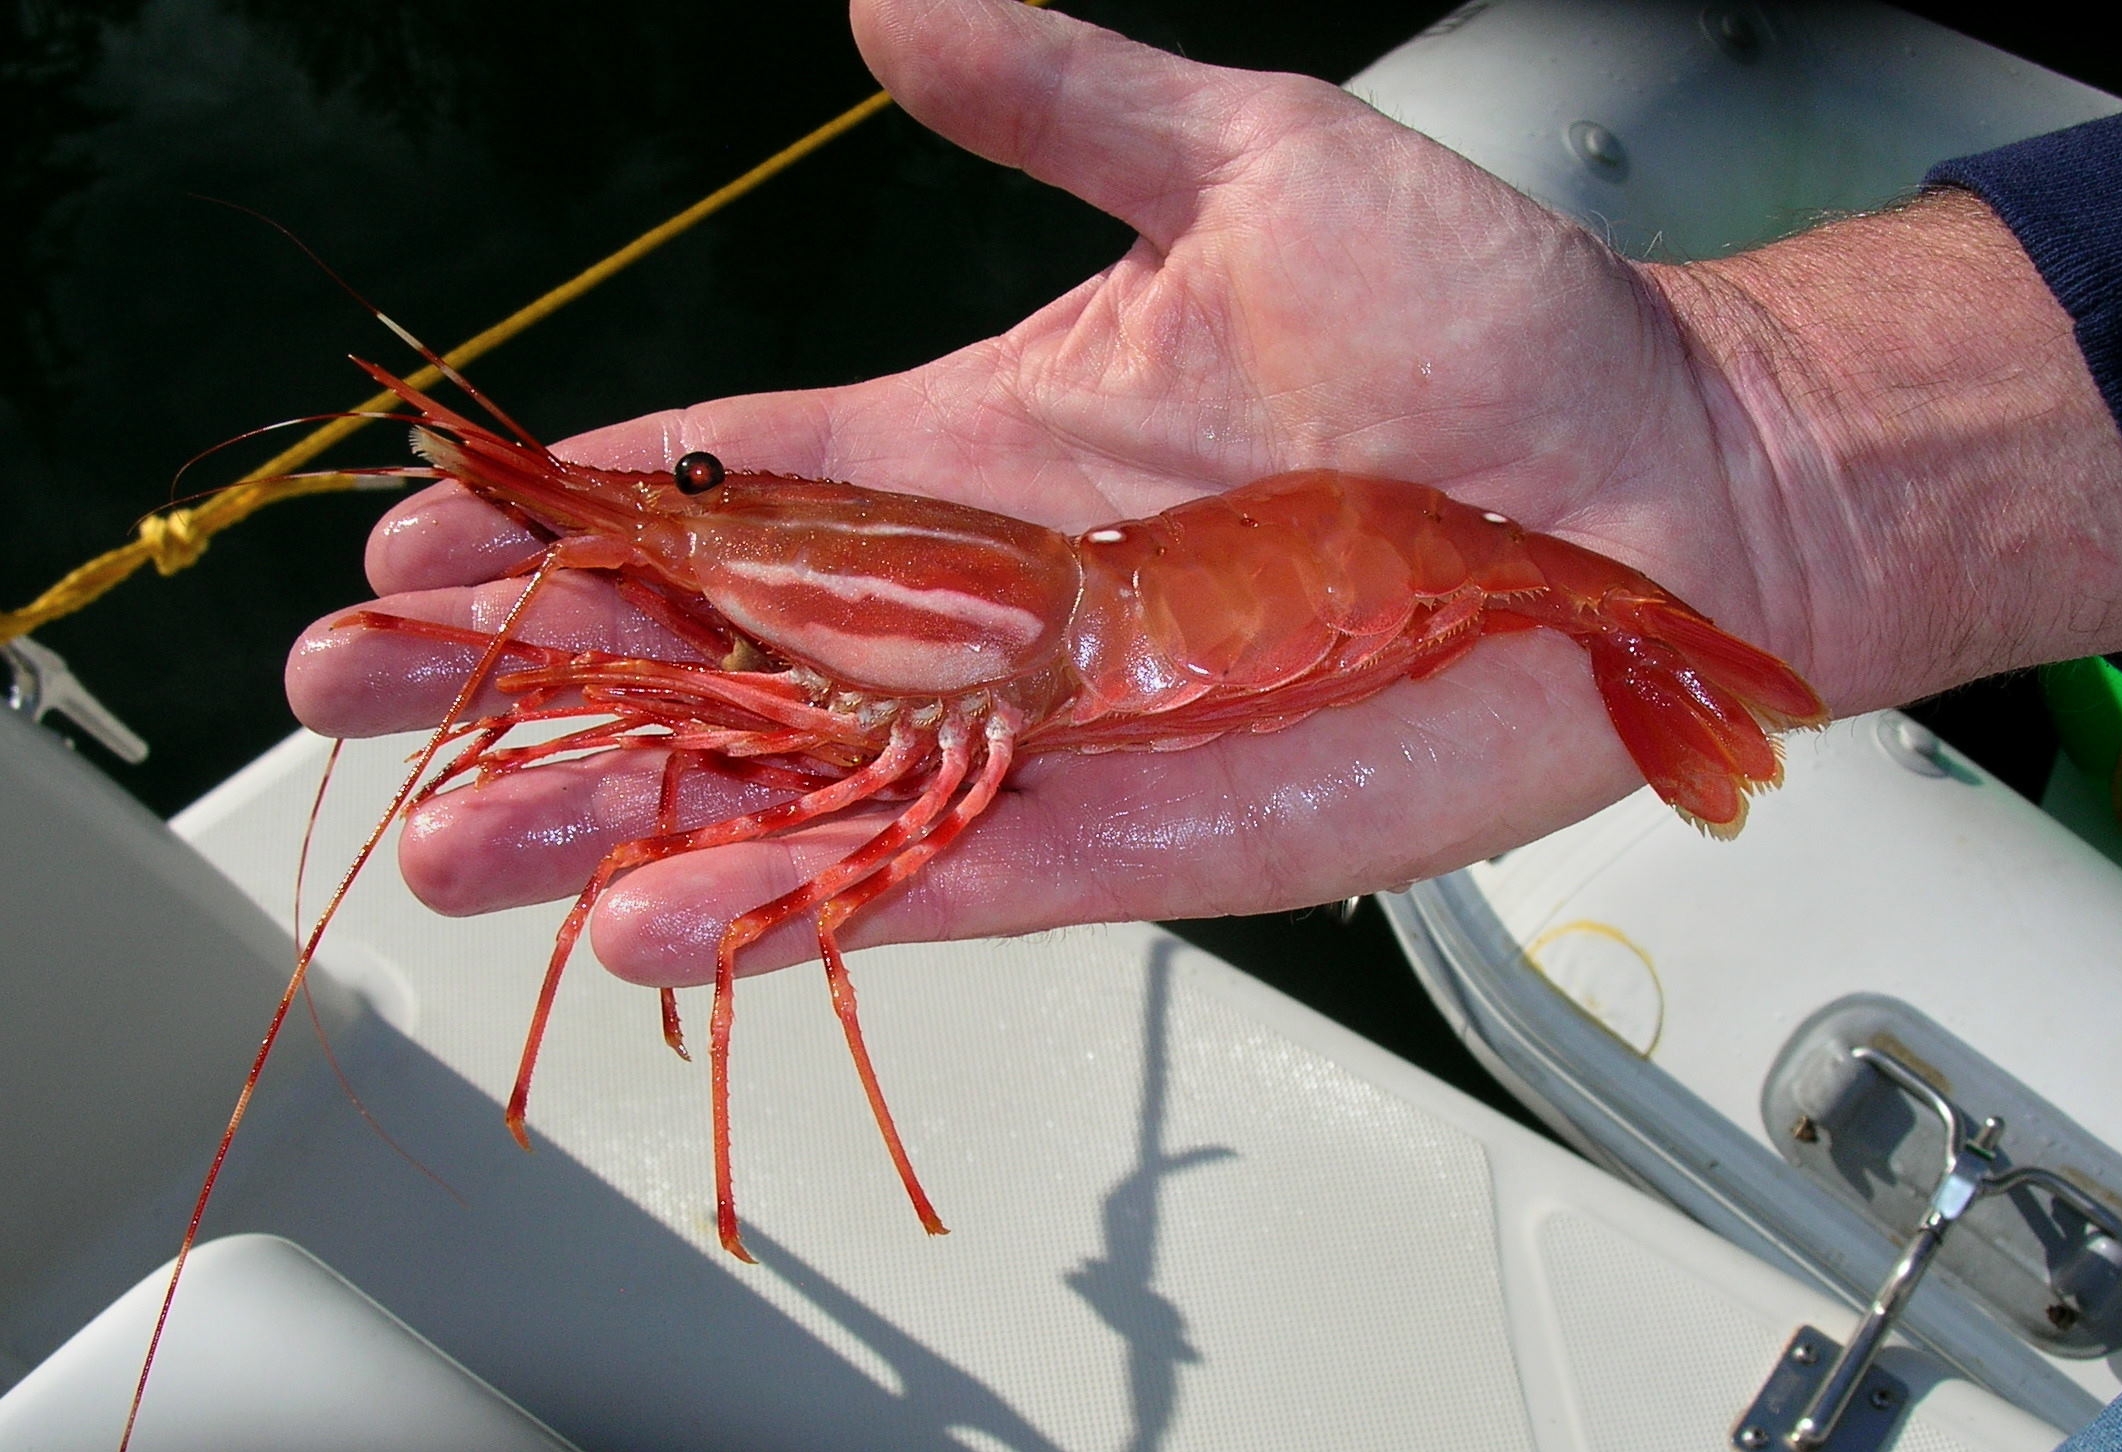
[{"left": 850, "top": 0, "right": 1324, "bottom": 248}]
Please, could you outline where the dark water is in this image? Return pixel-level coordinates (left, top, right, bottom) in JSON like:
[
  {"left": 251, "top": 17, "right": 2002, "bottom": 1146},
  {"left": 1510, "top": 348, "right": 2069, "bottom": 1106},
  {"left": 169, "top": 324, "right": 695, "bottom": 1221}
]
[
  {"left": 0, "top": 1, "right": 2107, "bottom": 1120},
  {"left": 5, "top": 0, "right": 1445, "bottom": 815}
]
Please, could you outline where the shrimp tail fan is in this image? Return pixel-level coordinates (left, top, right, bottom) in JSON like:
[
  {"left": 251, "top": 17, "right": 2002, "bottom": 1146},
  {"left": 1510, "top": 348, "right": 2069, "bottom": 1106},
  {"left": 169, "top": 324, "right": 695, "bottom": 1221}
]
[{"left": 1584, "top": 595, "right": 1828, "bottom": 838}]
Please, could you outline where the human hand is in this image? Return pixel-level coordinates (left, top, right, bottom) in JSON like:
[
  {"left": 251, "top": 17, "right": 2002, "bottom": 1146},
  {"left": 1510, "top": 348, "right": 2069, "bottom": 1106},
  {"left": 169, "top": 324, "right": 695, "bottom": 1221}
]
[{"left": 286, "top": 0, "right": 2121, "bottom": 985}]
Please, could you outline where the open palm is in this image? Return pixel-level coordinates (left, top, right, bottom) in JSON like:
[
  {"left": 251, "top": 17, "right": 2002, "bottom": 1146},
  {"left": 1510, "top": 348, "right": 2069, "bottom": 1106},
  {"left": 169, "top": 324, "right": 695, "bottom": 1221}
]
[{"left": 288, "top": 0, "right": 1828, "bottom": 985}]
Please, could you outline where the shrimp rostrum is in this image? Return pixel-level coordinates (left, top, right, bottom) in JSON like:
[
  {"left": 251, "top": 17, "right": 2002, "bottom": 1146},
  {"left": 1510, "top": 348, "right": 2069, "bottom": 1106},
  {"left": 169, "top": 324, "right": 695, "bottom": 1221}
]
[{"left": 306, "top": 358, "right": 1827, "bottom": 1260}]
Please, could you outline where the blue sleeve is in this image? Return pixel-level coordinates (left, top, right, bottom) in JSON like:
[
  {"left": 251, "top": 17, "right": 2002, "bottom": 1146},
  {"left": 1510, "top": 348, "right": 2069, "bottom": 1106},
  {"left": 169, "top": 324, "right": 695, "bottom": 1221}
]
[
  {"left": 2050, "top": 1394, "right": 2122, "bottom": 1452},
  {"left": 1926, "top": 112, "right": 2122, "bottom": 432}
]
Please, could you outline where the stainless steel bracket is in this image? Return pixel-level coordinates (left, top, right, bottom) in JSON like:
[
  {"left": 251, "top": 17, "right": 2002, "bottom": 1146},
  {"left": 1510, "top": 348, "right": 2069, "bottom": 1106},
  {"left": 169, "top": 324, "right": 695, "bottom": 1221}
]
[{"left": 1730, "top": 1326, "right": 1909, "bottom": 1452}]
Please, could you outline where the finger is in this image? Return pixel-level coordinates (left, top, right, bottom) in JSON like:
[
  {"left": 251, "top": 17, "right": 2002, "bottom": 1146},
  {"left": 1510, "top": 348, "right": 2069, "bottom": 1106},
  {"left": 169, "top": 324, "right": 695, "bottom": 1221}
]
[
  {"left": 365, "top": 481, "right": 544, "bottom": 595},
  {"left": 396, "top": 749, "right": 797, "bottom": 915},
  {"left": 587, "top": 796, "right": 1066, "bottom": 984},
  {"left": 285, "top": 573, "right": 705, "bottom": 737},
  {"left": 853, "top": 0, "right": 1328, "bottom": 248}
]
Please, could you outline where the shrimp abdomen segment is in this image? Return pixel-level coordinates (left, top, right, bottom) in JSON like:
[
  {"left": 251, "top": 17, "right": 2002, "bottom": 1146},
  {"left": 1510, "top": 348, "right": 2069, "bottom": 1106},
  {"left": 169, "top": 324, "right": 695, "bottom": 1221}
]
[
  {"left": 1069, "top": 473, "right": 1403, "bottom": 712},
  {"left": 1060, "top": 470, "right": 1826, "bottom": 835},
  {"left": 1065, "top": 470, "right": 1555, "bottom": 718}
]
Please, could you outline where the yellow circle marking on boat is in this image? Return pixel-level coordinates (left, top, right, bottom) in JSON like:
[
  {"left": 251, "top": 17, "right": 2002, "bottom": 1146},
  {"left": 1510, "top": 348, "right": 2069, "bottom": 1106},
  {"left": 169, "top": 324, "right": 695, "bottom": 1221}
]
[{"left": 1524, "top": 920, "right": 1665, "bottom": 1058}]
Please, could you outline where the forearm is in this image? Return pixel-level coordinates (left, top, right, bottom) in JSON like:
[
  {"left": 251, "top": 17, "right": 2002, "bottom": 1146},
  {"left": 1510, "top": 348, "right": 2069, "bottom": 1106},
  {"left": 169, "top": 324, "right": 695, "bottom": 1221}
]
[{"left": 1644, "top": 188, "right": 2122, "bottom": 713}]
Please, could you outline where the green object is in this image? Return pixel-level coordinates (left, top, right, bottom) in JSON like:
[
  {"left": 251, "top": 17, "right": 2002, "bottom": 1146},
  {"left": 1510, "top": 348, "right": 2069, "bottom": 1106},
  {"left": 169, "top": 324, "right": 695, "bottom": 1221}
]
[{"left": 2041, "top": 656, "right": 2122, "bottom": 782}]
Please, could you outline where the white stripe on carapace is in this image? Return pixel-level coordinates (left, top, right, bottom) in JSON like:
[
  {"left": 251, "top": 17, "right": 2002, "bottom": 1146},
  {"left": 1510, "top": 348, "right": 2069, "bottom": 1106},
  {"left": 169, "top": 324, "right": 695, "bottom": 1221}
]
[
  {"left": 788, "top": 517, "right": 1031, "bottom": 551},
  {"left": 717, "top": 560, "right": 1048, "bottom": 649},
  {"left": 764, "top": 619, "right": 1015, "bottom": 693}
]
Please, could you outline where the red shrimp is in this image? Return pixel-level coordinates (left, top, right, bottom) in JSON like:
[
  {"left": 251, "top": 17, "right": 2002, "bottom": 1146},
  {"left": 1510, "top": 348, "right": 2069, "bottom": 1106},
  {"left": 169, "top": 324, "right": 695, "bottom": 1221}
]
[
  {"left": 121, "top": 350, "right": 1826, "bottom": 1446},
  {"left": 340, "top": 355, "right": 1825, "bottom": 1257}
]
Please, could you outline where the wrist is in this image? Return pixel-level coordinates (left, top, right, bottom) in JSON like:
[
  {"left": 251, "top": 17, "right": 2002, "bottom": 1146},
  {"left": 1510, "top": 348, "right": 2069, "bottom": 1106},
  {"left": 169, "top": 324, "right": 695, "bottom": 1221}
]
[{"left": 1640, "top": 189, "right": 2122, "bottom": 712}]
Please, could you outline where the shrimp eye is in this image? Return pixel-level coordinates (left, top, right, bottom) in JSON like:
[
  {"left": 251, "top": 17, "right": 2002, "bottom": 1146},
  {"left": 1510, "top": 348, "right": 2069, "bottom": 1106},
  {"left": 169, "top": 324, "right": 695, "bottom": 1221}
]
[{"left": 673, "top": 451, "right": 726, "bottom": 495}]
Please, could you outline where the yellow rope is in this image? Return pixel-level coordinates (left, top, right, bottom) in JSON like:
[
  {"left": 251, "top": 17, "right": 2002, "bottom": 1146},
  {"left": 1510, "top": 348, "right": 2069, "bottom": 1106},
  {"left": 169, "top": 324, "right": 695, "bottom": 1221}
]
[{"left": 0, "top": 87, "right": 898, "bottom": 646}]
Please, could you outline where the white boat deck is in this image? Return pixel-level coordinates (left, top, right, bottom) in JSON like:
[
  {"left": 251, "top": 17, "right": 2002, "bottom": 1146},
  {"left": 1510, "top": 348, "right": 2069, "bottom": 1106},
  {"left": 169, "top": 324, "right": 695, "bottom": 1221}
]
[{"left": 0, "top": 716, "right": 2065, "bottom": 1448}]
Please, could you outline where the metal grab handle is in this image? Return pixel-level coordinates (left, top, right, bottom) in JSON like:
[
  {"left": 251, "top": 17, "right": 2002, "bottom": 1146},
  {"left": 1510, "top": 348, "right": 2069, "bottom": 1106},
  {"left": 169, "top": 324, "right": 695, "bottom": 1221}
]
[
  {"left": 1739, "top": 1041, "right": 2122, "bottom": 1450},
  {"left": 1984, "top": 1163, "right": 2122, "bottom": 1247},
  {"left": 1784, "top": 1048, "right": 2002, "bottom": 1449}
]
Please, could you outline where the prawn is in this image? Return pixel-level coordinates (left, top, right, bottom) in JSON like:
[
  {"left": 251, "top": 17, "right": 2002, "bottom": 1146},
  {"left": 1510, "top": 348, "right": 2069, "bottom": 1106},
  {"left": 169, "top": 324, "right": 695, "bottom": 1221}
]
[
  {"left": 121, "top": 341, "right": 1826, "bottom": 1447},
  {"left": 344, "top": 352, "right": 1826, "bottom": 1260}
]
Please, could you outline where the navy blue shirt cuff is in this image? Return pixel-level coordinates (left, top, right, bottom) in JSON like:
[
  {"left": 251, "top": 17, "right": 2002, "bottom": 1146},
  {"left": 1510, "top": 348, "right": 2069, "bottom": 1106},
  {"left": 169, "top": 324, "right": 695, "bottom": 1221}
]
[{"left": 1926, "top": 113, "right": 2122, "bottom": 432}]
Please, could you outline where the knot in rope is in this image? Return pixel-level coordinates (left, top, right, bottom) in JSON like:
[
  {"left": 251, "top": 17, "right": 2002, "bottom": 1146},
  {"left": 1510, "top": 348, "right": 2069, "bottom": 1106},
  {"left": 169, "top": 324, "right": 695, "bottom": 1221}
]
[{"left": 138, "top": 508, "right": 211, "bottom": 575}]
